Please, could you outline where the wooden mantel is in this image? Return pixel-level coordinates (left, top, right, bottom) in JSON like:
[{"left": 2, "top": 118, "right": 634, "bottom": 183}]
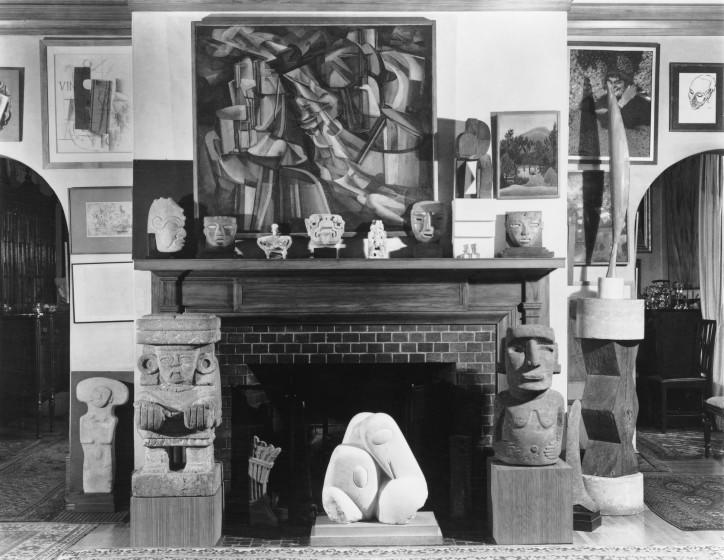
[{"left": 137, "top": 257, "right": 564, "bottom": 327}]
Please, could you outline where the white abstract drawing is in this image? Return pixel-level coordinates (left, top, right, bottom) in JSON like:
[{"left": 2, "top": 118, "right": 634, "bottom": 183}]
[{"left": 86, "top": 201, "right": 132, "bottom": 238}]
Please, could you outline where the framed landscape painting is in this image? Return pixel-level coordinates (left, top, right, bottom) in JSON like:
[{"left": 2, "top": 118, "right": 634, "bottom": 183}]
[
  {"left": 69, "top": 186, "right": 132, "bottom": 253},
  {"left": 568, "top": 42, "right": 659, "bottom": 164},
  {"left": 0, "top": 67, "right": 23, "bottom": 141},
  {"left": 193, "top": 17, "right": 436, "bottom": 235},
  {"left": 492, "top": 111, "right": 559, "bottom": 199},
  {"left": 40, "top": 38, "right": 132, "bottom": 168},
  {"left": 669, "top": 62, "right": 723, "bottom": 132}
]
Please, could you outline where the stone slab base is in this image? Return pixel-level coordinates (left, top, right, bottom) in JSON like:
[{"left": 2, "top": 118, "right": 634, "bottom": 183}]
[
  {"left": 582, "top": 472, "right": 644, "bottom": 515},
  {"left": 487, "top": 458, "right": 573, "bottom": 545},
  {"left": 309, "top": 511, "right": 443, "bottom": 546},
  {"left": 64, "top": 491, "right": 116, "bottom": 513},
  {"left": 132, "top": 462, "right": 221, "bottom": 497},
  {"left": 130, "top": 484, "right": 223, "bottom": 547}
]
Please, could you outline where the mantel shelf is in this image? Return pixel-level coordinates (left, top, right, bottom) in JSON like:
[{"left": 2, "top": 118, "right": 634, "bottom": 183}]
[{"left": 135, "top": 257, "right": 565, "bottom": 276}]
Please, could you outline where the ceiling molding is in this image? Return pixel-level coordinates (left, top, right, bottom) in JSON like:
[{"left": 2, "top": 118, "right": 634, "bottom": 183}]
[
  {"left": 125, "top": 1, "right": 573, "bottom": 11},
  {"left": 568, "top": 3, "right": 724, "bottom": 36}
]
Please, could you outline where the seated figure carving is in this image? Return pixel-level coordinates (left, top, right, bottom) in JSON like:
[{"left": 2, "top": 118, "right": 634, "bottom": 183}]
[
  {"left": 322, "top": 412, "right": 428, "bottom": 525},
  {"left": 493, "top": 324, "right": 565, "bottom": 466}
]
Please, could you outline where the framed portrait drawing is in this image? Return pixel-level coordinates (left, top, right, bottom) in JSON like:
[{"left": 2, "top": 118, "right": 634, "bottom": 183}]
[
  {"left": 492, "top": 110, "right": 559, "bottom": 199},
  {"left": 40, "top": 38, "right": 132, "bottom": 168},
  {"left": 0, "top": 67, "right": 23, "bottom": 141},
  {"left": 71, "top": 262, "right": 134, "bottom": 323},
  {"left": 69, "top": 186, "right": 132, "bottom": 253},
  {"left": 192, "top": 17, "right": 435, "bottom": 236},
  {"left": 568, "top": 42, "right": 659, "bottom": 164},
  {"left": 669, "top": 62, "right": 723, "bottom": 132},
  {"left": 567, "top": 170, "right": 628, "bottom": 266}
]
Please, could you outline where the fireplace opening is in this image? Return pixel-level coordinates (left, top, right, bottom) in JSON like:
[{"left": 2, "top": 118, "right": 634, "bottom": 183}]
[{"left": 227, "top": 362, "right": 480, "bottom": 531}]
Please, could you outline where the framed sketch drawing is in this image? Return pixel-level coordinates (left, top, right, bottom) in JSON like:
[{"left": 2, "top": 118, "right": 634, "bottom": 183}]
[
  {"left": 192, "top": 18, "right": 435, "bottom": 235},
  {"left": 492, "top": 111, "right": 559, "bottom": 199},
  {"left": 40, "top": 38, "right": 132, "bottom": 168},
  {"left": 0, "top": 67, "right": 23, "bottom": 141},
  {"left": 670, "top": 62, "right": 723, "bottom": 132},
  {"left": 568, "top": 42, "right": 659, "bottom": 164},
  {"left": 71, "top": 262, "right": 134, "bottom": 323},
  {"left": 568, "top": 170, "right": 628, "bottom": 266},
  {"left": 69, "top": 187, "right": 132, "bottom": 253}
]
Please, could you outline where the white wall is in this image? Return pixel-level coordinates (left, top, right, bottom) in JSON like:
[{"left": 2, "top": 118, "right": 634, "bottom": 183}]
[{"left": 0, "top": 34, "right": 135, "bottom": 373}]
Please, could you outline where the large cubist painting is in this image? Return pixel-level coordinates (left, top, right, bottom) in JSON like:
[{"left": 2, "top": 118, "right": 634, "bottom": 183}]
[{"left": 193, "top": 18, "right": 436, "bottom": 235}]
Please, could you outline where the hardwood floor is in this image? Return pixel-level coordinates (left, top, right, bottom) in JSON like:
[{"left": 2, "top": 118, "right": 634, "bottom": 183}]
[{"left": 69, "top": 441, "right": 724, "bottom": 551}]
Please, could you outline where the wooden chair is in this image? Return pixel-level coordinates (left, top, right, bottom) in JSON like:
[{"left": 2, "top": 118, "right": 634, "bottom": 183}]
[
  {"left": 646, "top": 319, "right": 717, "bottom": 433},
  {"left": 703, "top": 396, "right": 724, "bottom": 458}
]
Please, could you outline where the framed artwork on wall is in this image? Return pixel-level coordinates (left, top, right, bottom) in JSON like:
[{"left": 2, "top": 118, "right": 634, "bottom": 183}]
[
  {"left": 669, "top": 62, "right": 723, "bottom": 132},
  {"left": 636, "top": 189, "right": 652, "bottom": 253},
  {"left": 491, "top": 110, "right": 559, "bottom": 199},
  {"left": 192, "top": 17, "right": 436, "bottom": 236},
  {"left": 69, "top": 187, "right": 132, "bottom": 253},
  {"left": 0, "top": 67, "right": 23, "bottom": 141},
  {"left": 40, "top": 38, "right": 132, "bottom": 168},
  {"left": 568, "top": 42, "right": 659, "bottom": 164},
  {"left": 71, "top": 262, "right": 134, "bottom": 323},
  {"left": 567, "top": 170, "right": 628, "bottom": 266}
]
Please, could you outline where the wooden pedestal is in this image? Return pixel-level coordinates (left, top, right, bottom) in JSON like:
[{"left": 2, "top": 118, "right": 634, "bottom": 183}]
[
  {"left": 130, "top": 484, "right": 223, "bottom": 547},
  {"left": 310, "top": 511, "right": 443, "bottom": 546},
  {"left": 487, "top": 458, "right": 572, "bottom": 545}
]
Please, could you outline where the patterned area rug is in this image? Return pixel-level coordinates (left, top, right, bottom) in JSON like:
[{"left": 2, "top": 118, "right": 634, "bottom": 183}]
[
  {"left": 0, "top": 522, "right": 97, "bottom": 560},
  {"left": 644, "top": 473, "right": 724, "bottom": 530},
  {"left": 56, "top": 544, "right": 724, "bottom": 560},
  {"left": 637, "top": 428, "right": 724, "bottom": 461},
  {"left": 0, "top": 432, "right": 68, "bottom": 521}
]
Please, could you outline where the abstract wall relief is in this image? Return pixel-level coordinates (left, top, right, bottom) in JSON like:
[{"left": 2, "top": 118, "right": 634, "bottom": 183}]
[{"left": 193, "top": 18, "right": 435, "bottom": 235}]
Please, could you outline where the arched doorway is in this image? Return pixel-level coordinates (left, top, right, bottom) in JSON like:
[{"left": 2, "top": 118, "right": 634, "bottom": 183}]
[{"left": 0, "top": 156, "right": 70, "bottom": 436}]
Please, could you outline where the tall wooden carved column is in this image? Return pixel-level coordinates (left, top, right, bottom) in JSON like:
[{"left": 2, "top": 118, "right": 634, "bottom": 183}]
[{"left": 575, "top": 279, "right": 645, "bottom": 515}]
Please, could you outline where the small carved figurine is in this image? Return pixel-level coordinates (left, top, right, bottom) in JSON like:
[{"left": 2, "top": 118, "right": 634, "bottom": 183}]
[
  {"left": 497, "top": 211, "right": 553, "bottom": 258},
  {"left": 203, "top": 216, "right": 237, "bottom": 249},
  {"left": 305, "top": 213, "right": 345, "bottom": 257},
  {"left": 365, "top": 220, "right": 388, "bottom": 259},
  {"left": 257, "top": 223, "right": 292, "bottom": 259},
  {"left": 147, "top": 198, "right": 186, "bottom": 253},
  {"left": 493, "top": 324, "right": 565, "bottom": 466}
]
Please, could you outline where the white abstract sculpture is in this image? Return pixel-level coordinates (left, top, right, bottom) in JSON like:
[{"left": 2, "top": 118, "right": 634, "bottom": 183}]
[{"left": 322, "top": 412, "right": 428, "bottom": 525}]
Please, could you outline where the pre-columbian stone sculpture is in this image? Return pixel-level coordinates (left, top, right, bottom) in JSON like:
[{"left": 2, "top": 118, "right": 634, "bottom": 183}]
[
  {"left": 76, "top": 377, "right": 129, "bottom": 494},
  {"left": 147, "top": 197, "right": 187, "bottom": 253},
  {"left": 493, "top": 325, "right": 565, "bottom": 466},
  {"left": 322, "top": 412, "right": 427, "bottom": 525}
]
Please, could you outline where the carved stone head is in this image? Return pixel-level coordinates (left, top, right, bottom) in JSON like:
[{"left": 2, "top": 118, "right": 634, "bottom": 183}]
[
  {"left": 410, "top": 201, "right": 449, "bottom": 244},
  {"left": 505, "top": 211, "right": 543, "bottom": 248},
  {"left": 203, "top": 216, "right": 237, "bottom": 248},
  {"left": 305, "top": 213, "right": 345, "bottom": 247},
  {"left": 147, "top": 197, "right": 186, "bottom": 253},
  {"left": 505, "top": 324, "right": 559, "bottom": 398}
]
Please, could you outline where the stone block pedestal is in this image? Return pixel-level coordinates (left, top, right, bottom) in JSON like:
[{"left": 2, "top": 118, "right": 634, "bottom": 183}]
[
  {"left": 310, "top": 511, "right": 443, "bottom": 546},
  {"left": 487, "top": 458, "right": 572, "bottom": 544}
]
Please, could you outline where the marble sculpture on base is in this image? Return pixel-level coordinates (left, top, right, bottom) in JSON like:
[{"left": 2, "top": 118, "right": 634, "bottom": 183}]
[
  {"left": 76, "top": 377, "right": 129, "bottom": 494},
  {"left": 322, "top": 412, "right": 427, "bottom": 525},
  {"left": 132, "top": 313, "right": 222, "bottom": 497},
  {"left": 493, "top": 324, "right": 565, "bottom": 466}
]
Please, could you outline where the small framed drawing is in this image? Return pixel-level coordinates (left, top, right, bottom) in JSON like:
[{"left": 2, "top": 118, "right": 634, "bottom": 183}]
[
  {"left": 69, "top": 186, "right": 132, "bottom": 253},
  {"left": 71, "top": 262, "right": 134, "bottom": 323},
  {"left": 0, "top": 67, "right": 23, "bottom": 141},
  {"left": 636, "top": 189, "right": 652, "bottom": 253},
  {"left": 669, "top": 62, "right": 723, "bottom": 132},
  {"left": 568, "top": 42, "right": 659, "bottom": 164},
  {"left": 567, "top": 170, "right": 628, "bottom": 266},
  {"left": 40, "top": 38, "right": 132, "bottom": 168},
  {"left": 492, "top": 111, "right": 559, "bottom": 199}
]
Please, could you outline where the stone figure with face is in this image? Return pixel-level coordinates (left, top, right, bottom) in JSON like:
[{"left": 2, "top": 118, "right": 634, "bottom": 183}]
[
  {"left": 505, "top": 211, "right": 543, "bottom": 248},
  {"left": 689, "top": 74, "right": 716, "bottom": 110},
  {"left": 410, "top": 201, "right": 449, "bottom": 244},
  {"left": 493, "top": 325, "right": 565, "bottom": 466},
  {"left": 305, "top": 213, "right": 345, "bottom": 251},
  {"left": 147, "top": 197, "right": 186, "bottom": 253},
  {"left": 203, "top": 216, "right": 237, "bottom": 248}
]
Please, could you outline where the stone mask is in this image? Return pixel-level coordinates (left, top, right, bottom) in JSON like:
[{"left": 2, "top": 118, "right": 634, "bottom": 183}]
[
  {"left": 410, "top": 201, "right": 449, "bottom": 243},
  {"left": 505, "top": 211, "right": 542, "bottom": 247},
  {"left": 148, "top": 198, "right": 186, "bottom": 253},
  {"left": 505, "top": 325, "right": 558, "bottom": 397},
  {"left": 203, "top": 216, "right": 237, "bottom": 248}
]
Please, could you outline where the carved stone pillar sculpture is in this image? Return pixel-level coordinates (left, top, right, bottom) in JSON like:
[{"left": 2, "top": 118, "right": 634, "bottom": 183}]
[
  {"left": 131, "top": 313, "right": 223, "bottom": 546},
  {"left": 76, "top": 377, "right": 129, "bottom": 495}
]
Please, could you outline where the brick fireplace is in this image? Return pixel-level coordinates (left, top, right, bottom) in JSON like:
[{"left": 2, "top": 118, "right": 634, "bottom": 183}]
[{"left": 138, "top": 257, "right": 563, "bottom": 525}]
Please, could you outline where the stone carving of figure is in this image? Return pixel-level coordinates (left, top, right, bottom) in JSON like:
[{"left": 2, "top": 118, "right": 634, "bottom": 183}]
[
  {"left": 305, "top": 213, "right": 345, "bottom": 256},
  {"left": 365, "top": 220, "right": 388, "bottom": 259},
  {"left": 410, "top": 200, "right": 449, "bottom": 257},
  {"left": 76, "top": 377, "right": 129, "bottom": 494},
  {"left": 133, "top": 313, "right": 222, "bottom": 498},
  {"left": 498, "top": 211, "right": 553, "bottom": 258},
  {"left": 493, "top": 324, "right": 565, "bottom": 466},
  {"left": 257, "top": 223, "right": 292, "bottom": 259},
  {"left": 322, "top": 412, "right": 428, "bottom": 525},
  {"left": 203, "top": 216, "right": 237, "bottom": 249},
  {"left": 147, "top": 197, "right": 186, "bottom": 253}
]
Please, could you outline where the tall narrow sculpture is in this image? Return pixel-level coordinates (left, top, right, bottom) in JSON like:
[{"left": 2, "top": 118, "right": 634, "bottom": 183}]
[{"left": 131, "top": 313, "right": 223, "bottom": 546}]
